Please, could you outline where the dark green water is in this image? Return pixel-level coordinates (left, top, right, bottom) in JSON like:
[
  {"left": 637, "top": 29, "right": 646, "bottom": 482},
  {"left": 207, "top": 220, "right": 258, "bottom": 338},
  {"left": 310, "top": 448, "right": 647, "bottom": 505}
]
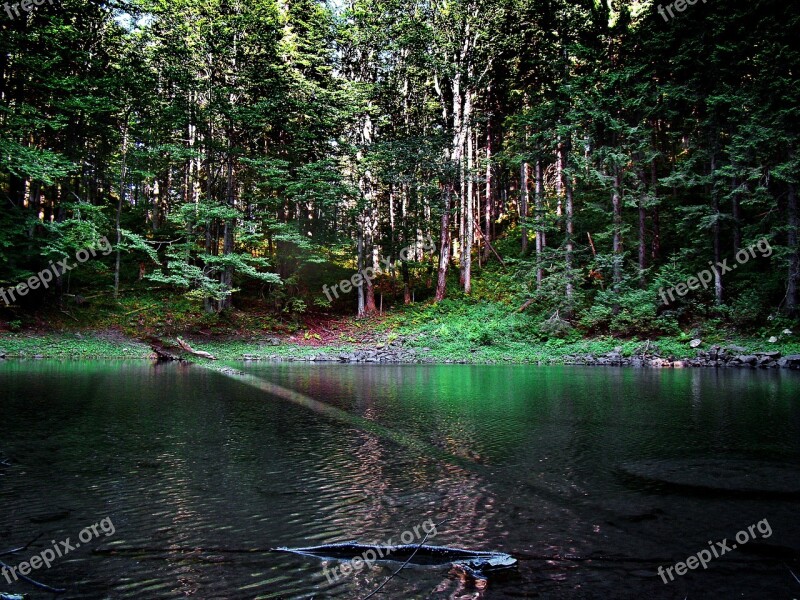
[{"left": 1, "top": 361, "right": 799, "bottom": 599}]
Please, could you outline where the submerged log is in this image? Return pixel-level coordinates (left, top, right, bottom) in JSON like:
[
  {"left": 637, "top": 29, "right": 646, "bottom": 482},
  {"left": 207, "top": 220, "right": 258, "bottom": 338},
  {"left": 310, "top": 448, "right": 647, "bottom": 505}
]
[{"left": 273, "top": 542, "right": 517, "bottom": 579}]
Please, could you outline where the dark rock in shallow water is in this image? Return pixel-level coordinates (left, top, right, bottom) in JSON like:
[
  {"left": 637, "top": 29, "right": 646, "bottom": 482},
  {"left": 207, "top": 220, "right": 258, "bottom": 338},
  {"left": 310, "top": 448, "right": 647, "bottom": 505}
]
[{"left": 618, "top": 459, "right": 800, "bottom": 498}]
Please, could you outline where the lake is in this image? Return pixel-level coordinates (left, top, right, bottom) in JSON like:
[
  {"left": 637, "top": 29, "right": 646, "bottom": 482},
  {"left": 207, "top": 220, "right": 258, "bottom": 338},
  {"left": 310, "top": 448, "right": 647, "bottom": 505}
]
[{"left": 1, "top": 361, "right": 798, "bottom": 599}]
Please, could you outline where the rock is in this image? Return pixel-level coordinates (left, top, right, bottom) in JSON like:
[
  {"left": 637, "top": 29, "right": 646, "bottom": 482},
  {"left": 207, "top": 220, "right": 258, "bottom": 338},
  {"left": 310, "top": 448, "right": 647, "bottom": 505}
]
[
  {"left": 768, "top": 336, "right": 778, "bottom": 343},
  {"left": 726, "top": 345, "right": 747, "bottom": 353},
  {"left": 780, "top": 355, "right": 800, "bottom": 369},
  {"left": 734, "top": 355, "right": 758, "bottom": 366},
  {"left": 689, "top": 339, "right": 702, "bottom": 348},
  {"left": 783, "top": 329, "right": 793, "bottom": 335},
  {"left": 755, "top": 351, "right": 781, "bottom": 358}
]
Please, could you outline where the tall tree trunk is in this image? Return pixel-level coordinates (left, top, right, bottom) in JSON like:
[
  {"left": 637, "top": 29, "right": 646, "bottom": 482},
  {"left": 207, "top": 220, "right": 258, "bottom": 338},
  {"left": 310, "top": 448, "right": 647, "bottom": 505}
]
[
  {"left": 711, "top": 155, "right": 723, "bottom": 305},
  {"left": 520, "top": 161, "right": 528, "bottom": 254},
  {"left": 787, "top": 180, "right": 799, "bottom": 315},
  {"left": 357, "top": 222, "right": 365, "bottom": 317},
  {"left": 365, "top": 232, "right": 377, "bottom": 314},
  {"left": 638, "top": 171, "right": 647, "bottom": 287},
  {"left": 612, "top": 168, "right": 623, "bottom": 310},
  {"left": 562, "top": 143, "right": 574, "bottom": 308},
  {"left": 402, "top": 260, "right": 411, "bottom": 304},
  {"left": 535, "top": 158, "right": 544, "bottom": 287},
  {"left": 435, "top": 184, "right": 452, "bottom": 302},
  {"left": 650, "top": 161, "right": 660, "bottom": 262},
  {"left": 483, "top": 125, "right": 493, "bottom": 264},
  {"left": 732, "top": 177, "right": 742, "bottom": 253},
  {"left": 464, "top": 116, "right": 473, "bottom": 294},
  {"left": 114, "top": 122, "right": 128, "bottom": 299},
  {"left": 204, "top": 122, "right": 215, "bottom": 313}
]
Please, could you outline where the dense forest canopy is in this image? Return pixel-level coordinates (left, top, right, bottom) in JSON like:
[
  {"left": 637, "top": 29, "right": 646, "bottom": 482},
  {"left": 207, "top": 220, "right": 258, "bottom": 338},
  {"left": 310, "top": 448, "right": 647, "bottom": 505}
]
[{"left": 1, "top": 0, "right": 798, "bottom": 336}]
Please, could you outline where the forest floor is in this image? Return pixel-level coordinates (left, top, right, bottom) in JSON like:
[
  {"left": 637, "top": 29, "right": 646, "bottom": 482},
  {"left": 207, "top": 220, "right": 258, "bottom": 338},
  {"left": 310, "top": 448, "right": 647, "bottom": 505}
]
[{"left": 1, "top": 291, "right": 798, "bottom": 363}]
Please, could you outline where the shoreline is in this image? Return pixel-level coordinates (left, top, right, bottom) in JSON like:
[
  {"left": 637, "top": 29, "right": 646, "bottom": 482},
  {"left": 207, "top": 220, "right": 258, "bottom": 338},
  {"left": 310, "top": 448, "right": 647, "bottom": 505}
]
[{"left": 1, "top": 330, "right": 799, "bottom": 370}]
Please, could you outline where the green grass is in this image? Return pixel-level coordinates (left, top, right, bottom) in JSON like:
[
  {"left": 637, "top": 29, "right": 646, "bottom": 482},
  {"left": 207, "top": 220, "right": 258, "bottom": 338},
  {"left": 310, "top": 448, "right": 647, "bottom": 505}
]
[{"left": 0, "top": 331, "right": 152, "bottom": 359}]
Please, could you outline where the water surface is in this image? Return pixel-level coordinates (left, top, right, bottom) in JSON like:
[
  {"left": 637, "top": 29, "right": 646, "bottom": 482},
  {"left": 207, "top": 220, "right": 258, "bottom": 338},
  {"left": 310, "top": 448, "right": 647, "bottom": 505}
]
[{"left": 1, "top": 361, "right": 798, "bottom": 599}]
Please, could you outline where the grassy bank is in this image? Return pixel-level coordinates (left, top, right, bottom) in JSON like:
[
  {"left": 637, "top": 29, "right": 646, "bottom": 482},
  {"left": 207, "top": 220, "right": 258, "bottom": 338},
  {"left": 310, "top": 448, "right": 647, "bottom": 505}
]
[{"left": 1, "top": 305, "right": 798, "bottom": 363}]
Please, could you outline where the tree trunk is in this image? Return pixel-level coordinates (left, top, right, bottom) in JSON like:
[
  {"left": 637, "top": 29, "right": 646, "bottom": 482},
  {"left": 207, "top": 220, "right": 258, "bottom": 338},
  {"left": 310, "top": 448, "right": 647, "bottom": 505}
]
[
  {"left": 612, "top": 168, "right": 623, "bottom": 310},
  {"left": 638, "top": 171, "right": 647, "bottom": 287},
  {"left": 435, "top": 184, "right": 452, "bottom": 302},
  {"left": 732, "top": 177, "right": 742, "bottom": 253},
  {"left": 218, "top": 139, "right": 236, "bottom": 312},
  {"left": 357, "top": 222, "right": 365, "bottom": 317},
  {"left": 651, "top": 161, "right": 660, "bottom": 262},
  {"left": 563, "top": 144, "right": 574, "bottom": 308},
  {"left": 402, "top": 260, "right": 411, "bottom": 304},
  {"left": 711, "top": 155, "right": 723, "bottom": 305},
  {"left": 788, "top": 181, "right": 798, "bottom": 315},
  {"left": 464, "top": 116, "right": 473, "bottom": 294},
  {"left": 535, "top": 159, "right": 544, "bottom": 287},
  {"left": 483, "top": 124, "right": 492, "bottom": 263},
  {"left": 520, "top": 161, "right": 528, "bottom": 254},
  {"left": 114, "top": 122, "right": 128, "bottom": 299}
]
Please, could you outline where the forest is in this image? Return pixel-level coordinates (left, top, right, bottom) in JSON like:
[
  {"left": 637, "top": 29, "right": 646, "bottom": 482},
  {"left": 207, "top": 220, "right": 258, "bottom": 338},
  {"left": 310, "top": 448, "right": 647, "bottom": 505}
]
[{"left": 1, "top": 0, "right": 799, "bottom": 349}]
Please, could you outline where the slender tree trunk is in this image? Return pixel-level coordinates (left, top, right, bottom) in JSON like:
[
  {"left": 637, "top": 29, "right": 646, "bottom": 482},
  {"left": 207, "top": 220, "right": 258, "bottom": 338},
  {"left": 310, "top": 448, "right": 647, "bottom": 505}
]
[
  {"left": 357, "top": 222, "right": 365, "bottom": 317},
  {"left": 562, "top": 143, "right": 574, "bottom": 308},
  {"left": 711, "top": 155, "right": 723, "bottom": 305},
  {"left": 219, "top": 134, "right": 236, "bottom": 311},
  {"left": 732, "top": 177, "right": 742, "bottom": 253},
  {"left": 435, "top": 184, "right": 452, "bottom": 302},
  {"left": 464, "top": 116, "right": 473, "bottom": 294},
  {"left": 402, "top": 260, "right": 411, "bottom": 304},
  {"left": 365, "top": 236, "right": 377, "bottom": 314},
  {"left": 651, "top": 161, "right": 660, "bottom": 261},
  {"left": 483, "top": 125, "right": 493, "bottom": 263},
  {"left": 555, "top": 142, "right": 563, "bottom": 217},
  {"left": 787, "top": 180, "right": 798, "bottom": 315},
  {"left": 114, "top": 122, "right": 128, "bottom": 299},
  {"left": 204, "top": 122, "right": 215, "bottom": 313},
  {"left": 520, "top": 162, "right": 528, "bottom": 254},
  {"left": 638, "top": 171, "right": 647, "bottom": 287},
  {"left": 612, "top": 168, "right": 623, "bottom": 309},
  {"left": 535, "top": 159, "right": 544, "bottom": 287}
]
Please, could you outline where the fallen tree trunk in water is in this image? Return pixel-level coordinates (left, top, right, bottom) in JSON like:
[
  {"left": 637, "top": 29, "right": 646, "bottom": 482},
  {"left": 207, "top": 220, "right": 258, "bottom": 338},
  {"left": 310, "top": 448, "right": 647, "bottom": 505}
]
[{"left": 273, "top": 543, "right": 517, "bottom": 580}]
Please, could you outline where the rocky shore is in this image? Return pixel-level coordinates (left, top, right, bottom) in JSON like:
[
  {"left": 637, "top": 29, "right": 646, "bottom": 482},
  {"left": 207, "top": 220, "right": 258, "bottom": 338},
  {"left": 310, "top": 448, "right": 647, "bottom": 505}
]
[
  {"left": 563, "top": 344, "right": 800, "bottom": 370},
  {"left": 241, "top": 338, "right": 800, "bottom": 369}
]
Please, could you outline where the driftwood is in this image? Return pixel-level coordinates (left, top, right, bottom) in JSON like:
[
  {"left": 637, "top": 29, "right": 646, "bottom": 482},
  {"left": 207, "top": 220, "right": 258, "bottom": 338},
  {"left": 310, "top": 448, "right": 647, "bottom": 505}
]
[
  {"left": 274, "top": 542, "right": 517, "bottom": 580},
  {"left": 176, "top": 338, "right": 217, "bottom": 360}
]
